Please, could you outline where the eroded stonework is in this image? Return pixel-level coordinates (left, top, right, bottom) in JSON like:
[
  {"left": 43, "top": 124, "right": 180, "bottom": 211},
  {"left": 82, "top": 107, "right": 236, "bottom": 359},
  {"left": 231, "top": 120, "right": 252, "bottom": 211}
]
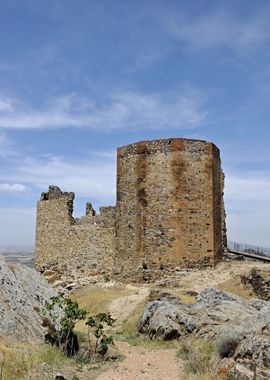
[
  {"left": 35, "top": 186, "right": 116, "bottom": 281},
  {"left": 35, "top": 138, "right": 227, "bottom": 281}
]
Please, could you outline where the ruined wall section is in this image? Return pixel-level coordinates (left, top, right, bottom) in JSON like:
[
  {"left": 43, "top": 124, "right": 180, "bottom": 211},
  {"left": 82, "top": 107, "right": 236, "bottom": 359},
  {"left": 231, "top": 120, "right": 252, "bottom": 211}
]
[
  {"left": 35, "top": 186, "right": 74, "bottom": 269},
  {"left": 115, "top": 138, "right": 225, "bottom": 278},
  {"left": 35, "top": 186, "right": 116, "bottom": 281}
]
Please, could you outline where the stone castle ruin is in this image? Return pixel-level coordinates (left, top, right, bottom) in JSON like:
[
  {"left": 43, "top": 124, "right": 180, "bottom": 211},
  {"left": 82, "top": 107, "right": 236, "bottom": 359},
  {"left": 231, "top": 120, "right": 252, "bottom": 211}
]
[{"left": 35, "top": 138, "right": 227, "bottom": 281}]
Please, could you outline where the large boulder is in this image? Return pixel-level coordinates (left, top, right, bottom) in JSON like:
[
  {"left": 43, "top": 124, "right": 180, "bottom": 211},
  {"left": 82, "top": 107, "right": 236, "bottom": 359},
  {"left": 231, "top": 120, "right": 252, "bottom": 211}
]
[
  {"left": 139, "top": 288, "right": 268, "bottom": 341},
  {"left": 139, "top": 292, "right": 196, "bottom": 340},
  {"left": 0, "top": 256, "right": 58, "bottom": 342},
  {"left": 139, "top": 287, "right": 270, "bottom": 377}
]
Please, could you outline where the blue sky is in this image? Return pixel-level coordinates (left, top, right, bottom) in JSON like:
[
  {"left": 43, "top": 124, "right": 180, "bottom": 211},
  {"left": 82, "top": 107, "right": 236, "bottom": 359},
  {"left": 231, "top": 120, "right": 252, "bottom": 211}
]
[{"left": 0, "top": 0, "right": 269, "bottom": 247}]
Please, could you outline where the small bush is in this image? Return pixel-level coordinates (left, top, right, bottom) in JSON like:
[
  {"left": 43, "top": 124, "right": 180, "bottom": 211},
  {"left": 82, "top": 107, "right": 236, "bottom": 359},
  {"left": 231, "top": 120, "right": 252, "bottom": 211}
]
[
  {"left": 42, "top": 294, "right": 116, "bottom": 360},
  {"left": 185, "top": 347, "right": 211, "bottom": 374},
  {"left": 250, "top": 267, "right": 258, "bottom": 276},
  {"left": 178, "top": 338, "right": 214, "bottom": 375},
  {"left": 86, "top": 312, "right": 116, "bottom": 356},
  {"left": 216, "top": 333, "right": 239, "bottom": 359},
  {"left": 43, "top": 293, "right": 86, "bottom": 356},
  {"left": 177, "top": 343, "right": 189, "bottom": 360}
]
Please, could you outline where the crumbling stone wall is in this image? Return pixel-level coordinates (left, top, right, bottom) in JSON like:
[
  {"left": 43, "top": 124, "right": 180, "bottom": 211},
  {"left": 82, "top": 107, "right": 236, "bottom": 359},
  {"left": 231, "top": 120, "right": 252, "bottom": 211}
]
[
  {"left": 35, "top": 186, "right": 116, "bottom": 281},
  {"left": 35, "top": 138, "right": 226, "bottom": 282}
]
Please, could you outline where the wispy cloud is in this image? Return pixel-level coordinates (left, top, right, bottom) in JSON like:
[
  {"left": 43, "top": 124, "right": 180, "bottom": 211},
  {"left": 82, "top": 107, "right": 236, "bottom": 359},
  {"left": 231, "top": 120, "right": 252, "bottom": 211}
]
[
  {"left": 0, "top": 132, "right": 9, "bottom": 146},
  {"left": 2, "top": 154, "right": 116, "bottom": 203},
  {"left": 0, "top": 151, "right": 116, "bottom": 245},
  {"left": 0, "top": 89, "right": 206, "bottom": 131},
  {"left": 0, "top": 132, "right": 14, "bottom": 157},
  {"left": 0, "top": 183, "right": 26, "bottom": 192},
  {"left": 163, "top": 8, "right": 270, "bottom": 51},
  {"left": 0, "top": 99, "right": 14, "bottom": 112}
]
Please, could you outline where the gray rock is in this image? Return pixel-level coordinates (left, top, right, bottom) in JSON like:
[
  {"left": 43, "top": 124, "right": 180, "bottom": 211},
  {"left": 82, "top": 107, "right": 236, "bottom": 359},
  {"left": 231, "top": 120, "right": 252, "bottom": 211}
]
[
  {"left": 139, "top": 287, "right": 270, "bottom": 375},
  {"left": 195, "top": 287, "right": 240, "bottom": 307},
  {"left": 139, "top": 294, "right": 196, "bottom": 340},
  {"left": 229, "top": 363, "right": 255, "bottom": 380},
  {"left": 0, "top": 255, "right": 57, "bottom": 342},
  {"left": 235, "top": 334, "right": 270, "bottom": 369},
  {"left": 248, "top": 298, "right": 269, "bottom": 311},
  {"left": 139, "top": 288, "right": 268, "bottom": 341}
]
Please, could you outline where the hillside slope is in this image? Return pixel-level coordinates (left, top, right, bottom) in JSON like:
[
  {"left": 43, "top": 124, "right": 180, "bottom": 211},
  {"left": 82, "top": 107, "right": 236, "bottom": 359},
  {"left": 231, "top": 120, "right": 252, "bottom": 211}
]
[{"left": 0, "top": 256, "right": 56, "bottom": 342}]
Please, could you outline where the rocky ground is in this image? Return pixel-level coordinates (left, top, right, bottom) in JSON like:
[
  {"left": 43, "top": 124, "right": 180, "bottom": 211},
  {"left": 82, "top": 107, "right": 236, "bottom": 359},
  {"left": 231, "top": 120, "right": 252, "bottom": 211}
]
[
  {"left": 69, "top": 258, "right": 270, "bottom": 380},
  {"left": 96, "top": 341, "right": 182, "bottom": 380},
  {"left": 1, "top": 255, "right": 270, "bottom": 379},
  {"left": 140, "top": 287, "right": 270, "bottom": 378},
  {"left": 0, "top": 256, "right": 57, "bottom": 343}
]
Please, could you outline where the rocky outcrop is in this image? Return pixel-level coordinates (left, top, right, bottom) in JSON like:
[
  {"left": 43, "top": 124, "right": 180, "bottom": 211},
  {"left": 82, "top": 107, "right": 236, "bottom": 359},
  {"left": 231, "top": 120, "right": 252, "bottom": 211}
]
[
  {"left": 241, "top": 268, "right": 270, "bottom": 301},
  {"left": 139, "top": 288, "right": 270, "bottom": 378},
  {"left": 0, "top": 256, "right": 57, "bottom": 342},
  {"left": 139, "top": 288, "right": 266, "bottom": 340}
]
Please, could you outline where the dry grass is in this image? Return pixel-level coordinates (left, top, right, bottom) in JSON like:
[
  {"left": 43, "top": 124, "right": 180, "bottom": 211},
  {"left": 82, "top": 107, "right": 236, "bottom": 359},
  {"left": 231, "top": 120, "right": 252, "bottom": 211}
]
[
  {"left": 71, "top": 285, "right": 133, "bottom": 334},
  {"left": 177, "top": 337, "right": 231, "bottom": 380},
  {"left": 173, "top": 289, "right": 197, "bottom": 304},
  {"left": 218, "top": 275, "right": 254, "bottom": 300},
  {"left": 0, "top": 341, "right": 69, "bottom": 380},
  {"left": 177, "top": 338, "right": 215, "bottom": 377},
  {"left": 72, "top": 283, "right": 175, "bottom": 349},
  {"left": 0, "top": 340, "right": 105, "bottom": 380},
  {"left": 183, "top": 374, "right": 224, "bottom": 380},
  {"left": 114, "top": 300, "right": 175, "bottom": 349},
  {"left": 119, "top": 298, "right": 146, "bottom": 336},
  {"left": 8, "top": 263, "right": 19, "bottom": 272},
  {"left": 71, "top": 285, "right": 133, "bottom": 314}
]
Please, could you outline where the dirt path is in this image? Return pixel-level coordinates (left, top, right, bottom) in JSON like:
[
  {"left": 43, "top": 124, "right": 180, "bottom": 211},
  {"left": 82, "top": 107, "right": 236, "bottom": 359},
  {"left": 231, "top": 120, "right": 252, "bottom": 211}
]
[
  {"left": 94, "top": 285, "right": 183, "bottom": 379},
  {"left": 96, "top": 341, "right": 182, "bottom": 380}
]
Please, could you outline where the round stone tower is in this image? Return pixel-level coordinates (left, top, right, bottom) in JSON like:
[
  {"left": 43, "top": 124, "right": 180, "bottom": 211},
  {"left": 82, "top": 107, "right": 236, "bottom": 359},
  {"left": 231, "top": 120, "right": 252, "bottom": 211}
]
[{"left": 115, "top": 138, "right": 226, "bottom": 278}]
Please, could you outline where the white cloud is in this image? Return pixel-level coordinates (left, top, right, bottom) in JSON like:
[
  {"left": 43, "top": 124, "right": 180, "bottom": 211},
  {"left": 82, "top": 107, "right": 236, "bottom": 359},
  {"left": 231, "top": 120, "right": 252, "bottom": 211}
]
[
  {"left": 0, "top": 89, "right": 206, "bottom": 131},
  {"left": 0, "top": 152, "right": 116, "bottom": 246},
  {"left": 2, "top": 154, "right": 116, "bottom": 203},
  {"left": 0, "top": 183, "right": 27, "bottom": 192},
  {"left": 163, "top": 9, "right": 270, "bottom": 51}
]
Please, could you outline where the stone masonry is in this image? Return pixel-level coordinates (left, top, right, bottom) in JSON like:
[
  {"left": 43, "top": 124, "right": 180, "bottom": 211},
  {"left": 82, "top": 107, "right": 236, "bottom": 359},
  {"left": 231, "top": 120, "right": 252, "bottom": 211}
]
[
  {"left": 35, "top": 186, "right": 116, "bottom": 280},
  {"left": 35, "top": 138, "right": 227, "bottom": 281}
]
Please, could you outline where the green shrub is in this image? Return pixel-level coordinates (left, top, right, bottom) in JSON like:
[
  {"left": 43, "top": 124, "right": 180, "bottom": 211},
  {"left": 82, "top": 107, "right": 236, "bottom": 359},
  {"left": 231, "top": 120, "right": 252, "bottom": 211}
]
[
  {"left": 42, "top": 293, "right": 116, "bottom": 359},
  {"left": 215, "top": 333, "right": 239, "bottom": 359},
  {"left": 86, "top": 312, "right": 116, "bottom": 356},
  {"left": 43, "top": 293, "right": 86, "bottom": 356}
]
